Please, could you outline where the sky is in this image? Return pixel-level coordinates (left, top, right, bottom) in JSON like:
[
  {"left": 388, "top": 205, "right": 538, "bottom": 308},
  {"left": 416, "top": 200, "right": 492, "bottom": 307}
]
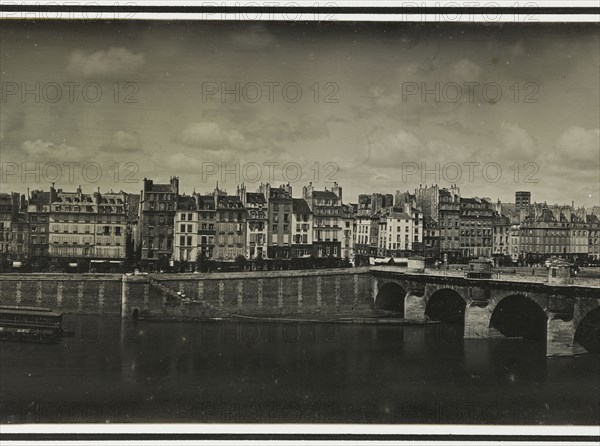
[{"left": 1, "top": 20, "right": 599, "bottom": 207}]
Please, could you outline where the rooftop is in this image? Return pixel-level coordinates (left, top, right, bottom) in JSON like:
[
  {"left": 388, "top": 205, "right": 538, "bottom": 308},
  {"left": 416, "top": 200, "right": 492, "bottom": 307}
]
[{"left": 292, "top": 198, "right": 312, "bottom": 214}]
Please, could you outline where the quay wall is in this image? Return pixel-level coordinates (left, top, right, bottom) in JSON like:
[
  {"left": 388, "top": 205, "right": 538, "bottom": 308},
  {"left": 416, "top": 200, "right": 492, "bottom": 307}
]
[
  {"left": 0, "top": 268, "right": 374, "bottom": 318},
  {"left": 123, "top": 268, "right": 374, "bottom": 318},
  {"left": 0, "top": 274, "right": 123, "bottom": 315}
]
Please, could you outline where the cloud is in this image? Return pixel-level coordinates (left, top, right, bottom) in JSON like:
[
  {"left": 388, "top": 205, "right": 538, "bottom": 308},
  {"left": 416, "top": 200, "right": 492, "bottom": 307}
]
[
  {"left": 364, "top": 129, "right": 422, "bottom": 168},
  {"left": 21, "top": 139, "right": 83, "bottom": 161},
  {"left": 67, "top": 47, "right": 145, "bottom": 78},
  {"left": 244, "top": 115, "right": 331, "bottom": 143},
  {"left": 0, "top": 111, "right": 25, "bottom": 140},
  {"left": 100, "top": 130, "right": 142, "bottom": 153},
  {"left": 494, "top": 121, "right": 537, "bottom": 159},
  {"left": 552, "top": 126, "right": 600, "bottom": 171},
  {"left": 178, "top": 122, "right": 247, "bottom": 151}
]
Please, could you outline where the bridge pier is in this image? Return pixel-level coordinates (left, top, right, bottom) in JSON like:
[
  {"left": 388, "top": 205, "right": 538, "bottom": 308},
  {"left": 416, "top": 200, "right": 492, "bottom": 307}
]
[
  {"left": 463, "top": 302, "right": 490, "bottom": 339},
  {"left": 546, "top": 313, "right": 577, "bottom": 357},
  {"left": 404, "top": 292, "right": 426, "bottom": 322}
]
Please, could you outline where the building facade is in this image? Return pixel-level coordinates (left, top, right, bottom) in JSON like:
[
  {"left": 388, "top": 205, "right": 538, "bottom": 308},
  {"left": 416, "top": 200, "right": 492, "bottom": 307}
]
[
  {"left": 459, "top": 197, "right": 494, "bottom": 258},
  {"left": 47, "top": 186, "right": 128, "bottom": 263},
  {"left": 291, "top": 198, "right": 313, "bottom": 258},
  {"left": 438, "top": 186, "right": 461, "bottom": 262},
  {"left": 239, "top": 185, "right": 268, "bottom": 260},
  {"left": 138, "top": 177, "right": 179, "bottom": 266},
  {"left": 173, "top": 195, "right": 198, "bottom": 266}
]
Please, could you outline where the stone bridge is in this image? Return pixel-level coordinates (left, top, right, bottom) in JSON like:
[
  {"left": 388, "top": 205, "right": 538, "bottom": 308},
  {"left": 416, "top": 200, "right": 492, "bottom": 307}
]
[{"left": 370, "top": 266, "right": 600, "bottom": 357}]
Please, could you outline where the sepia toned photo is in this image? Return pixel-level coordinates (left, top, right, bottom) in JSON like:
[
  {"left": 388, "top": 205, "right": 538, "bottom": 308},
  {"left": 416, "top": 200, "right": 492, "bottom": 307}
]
[{"left": 0, "top": 3, "right": 598, "bottom": 444}]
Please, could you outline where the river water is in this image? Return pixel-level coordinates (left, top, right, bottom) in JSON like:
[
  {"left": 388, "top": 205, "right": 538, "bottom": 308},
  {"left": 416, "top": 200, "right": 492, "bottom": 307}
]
[{"left": 1, "top": 315, "right": 598, "bottom": 424}]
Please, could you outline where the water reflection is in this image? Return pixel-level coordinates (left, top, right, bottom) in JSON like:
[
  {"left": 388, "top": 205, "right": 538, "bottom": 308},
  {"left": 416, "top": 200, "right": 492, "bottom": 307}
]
[{"left": 0, "top": 315, "right": 597, "bottom": 424}]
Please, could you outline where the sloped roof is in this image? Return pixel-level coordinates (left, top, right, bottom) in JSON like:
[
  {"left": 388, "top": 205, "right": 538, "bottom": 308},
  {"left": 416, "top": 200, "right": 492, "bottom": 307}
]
[
  {"left": 537, "top": 208, "right": 557, "bottom": 222},
  {"left": 246, "top": 192, "right": 266, "bottom": 204},
  {"left": 312, "top": 190, "right": 338, "bottom": 200},
  {"left": 197, "top": 195, "right": 216, "bottom": 210},
  {"left": 177, "top": 195, "right": 197, "bottom": 210},
  {"left": 217, "top": 195, "right": 244, "bottom": 209},
  {"left": 586, "top": 214, "right": 600, "bottom": 224},
  {"left": 292, "top": 198, "right": 312, "bottom": 214}
]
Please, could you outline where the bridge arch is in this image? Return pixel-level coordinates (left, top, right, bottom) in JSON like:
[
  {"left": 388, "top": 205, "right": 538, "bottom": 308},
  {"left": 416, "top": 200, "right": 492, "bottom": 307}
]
[
  {"left": 375, "top": 282, "right": 406, "bottom": 314},
  {"left": 574, "top": 306, "right": 600, "bottom": 353},
  {"left": 425, "top": 288, "right": 467, "bottom": 325},
  {"left": 489, "top": 294, "right": 548, "bottom": 341}
]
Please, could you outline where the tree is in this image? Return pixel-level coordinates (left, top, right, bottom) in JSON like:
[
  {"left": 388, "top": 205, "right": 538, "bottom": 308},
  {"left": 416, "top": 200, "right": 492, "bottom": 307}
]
[
  {"left": 290, "top": 257, "right": 302, "bottom": 270},
  {"left": 235, "top": 254, "right": 247, "bottom": 271},
  {"left": 255, "top": 253, "right": 265, "bottom": 271},
  {"left": 157, "top": 254, "right": 170, "bottom": 272},
  {"left": 196, "top": 252, "right": 209, "bottom": 272}
]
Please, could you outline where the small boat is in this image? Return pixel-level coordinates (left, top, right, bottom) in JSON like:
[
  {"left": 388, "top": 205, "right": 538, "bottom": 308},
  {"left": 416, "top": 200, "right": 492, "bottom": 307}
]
[{"left": 0, "top": 306, "right": 63, "bottom": 343}]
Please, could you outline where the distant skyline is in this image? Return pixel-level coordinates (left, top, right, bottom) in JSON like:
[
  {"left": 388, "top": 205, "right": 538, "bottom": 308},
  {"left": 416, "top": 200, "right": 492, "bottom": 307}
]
[{"left": 1, "top": 21, "right": 599, "bottom": 206}]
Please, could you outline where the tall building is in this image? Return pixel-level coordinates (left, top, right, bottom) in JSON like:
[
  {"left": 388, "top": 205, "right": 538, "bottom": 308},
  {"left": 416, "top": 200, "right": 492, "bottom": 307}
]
[
  {"left": 27, "top": 190, "right": 52, "bottom": 259},
  {"left": 303, "top": 182, "right": 343, "bottom": 258},
  {"left": 196, "top": 194, "right": 216, "bottom": 260},
  {"left": 0, "top": 193, "right": 15, "bottom": 260},
  {"left": 48, "top": 185, "right": 128, "bottom": 262},
  {"left": 291, "top": 198, "right": 313, "bottom": 258},
  {"left": 423, "top": 216, "right": 440, "bottom": 260},
  {"left": 260, "top": 182, "right": 293, "bottom": 259},
  {"left": 509, "top": 213, "right": 522, "bottom": 263},
  {"left": 459, "top": 197, "right": 495, "bottom": 258},
  {"left": 340, "top": 203, "right": 355, "bottom": 260},
  {"left": 214, "top": 189, "right": 247, "bottom": 261},
  {"left": 238, "top": 184, "right": 268, "bottom": 260},
  {"left": 354, "top": 212, "right": 372, "bottom": 256},
  {"left": 492, "top": 214, "right": 511, "bottom": 258},
  {"left": 377, "top": 210, "right": 421, "bottom": 257},
  {"left": 515, "top": 191, "right": 531, "bottom": 212},
  {"left": 520, "top": 208, "right": 570, "bottom": 262},
  {"left": 395, "top": 190, "right": 416, "bottom": 209},
  {"left": 414, "top": 184, "right": 439, "bottom": 219},
  {"left": 173, "top": 195, "right": 198, "bottom": 266},
  {"left": 1, "top": 192, "right": 28, "bottom": 264},
  {"left": 138, "top": 177, "right": 179, "bottom": 266},
  {"left": 587, "top": 214, "right": 600, "bottom": 261},
  {"left": 438, "top": 186, "right": 461, "bottom": 261},
  {"left": 569, "top": 213, "right": 588, "bottom": 261}
]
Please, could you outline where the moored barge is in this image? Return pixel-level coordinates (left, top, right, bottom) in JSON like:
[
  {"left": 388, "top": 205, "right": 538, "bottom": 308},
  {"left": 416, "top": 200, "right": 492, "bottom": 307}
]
[{"left": 0, "top": 306, "right": 63, "bottom": 343}]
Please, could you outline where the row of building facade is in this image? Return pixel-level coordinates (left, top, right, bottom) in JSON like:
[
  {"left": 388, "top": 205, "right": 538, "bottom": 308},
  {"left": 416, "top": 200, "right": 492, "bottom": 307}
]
[{"left": 1, "top": 179, "right": 600, "bottom": 269}]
